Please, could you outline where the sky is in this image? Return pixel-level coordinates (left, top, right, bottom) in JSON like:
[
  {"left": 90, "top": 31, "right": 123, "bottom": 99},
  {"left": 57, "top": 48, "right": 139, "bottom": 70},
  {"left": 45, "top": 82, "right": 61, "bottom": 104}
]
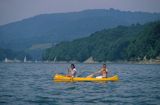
[{"left": 0, "top": 0, "right": 160, "bottom": 25}]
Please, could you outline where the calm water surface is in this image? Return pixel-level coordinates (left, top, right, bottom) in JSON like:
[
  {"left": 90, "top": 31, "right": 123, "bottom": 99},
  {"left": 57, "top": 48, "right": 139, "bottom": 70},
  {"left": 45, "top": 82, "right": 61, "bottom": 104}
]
[{"left": 0, "top": 63, "right": 160, "bottom": 105}]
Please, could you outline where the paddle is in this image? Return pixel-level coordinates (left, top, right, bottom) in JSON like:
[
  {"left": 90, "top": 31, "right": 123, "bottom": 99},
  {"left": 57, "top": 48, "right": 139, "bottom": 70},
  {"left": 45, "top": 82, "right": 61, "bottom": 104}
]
[
  {"left": 86, "top": 66, "right": 101, "bottom": 78},
  {"left": 86, "top": 70, "right": 100, "bottom": 78},
  {"left": 86, "top": 74, "right": 94, "bottom": 78}
]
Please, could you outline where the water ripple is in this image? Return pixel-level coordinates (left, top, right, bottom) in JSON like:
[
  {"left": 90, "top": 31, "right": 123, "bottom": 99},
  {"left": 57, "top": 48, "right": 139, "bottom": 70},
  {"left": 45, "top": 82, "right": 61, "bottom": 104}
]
[{"left": 0, "top": 63, "right": 160, "bottom": 105}]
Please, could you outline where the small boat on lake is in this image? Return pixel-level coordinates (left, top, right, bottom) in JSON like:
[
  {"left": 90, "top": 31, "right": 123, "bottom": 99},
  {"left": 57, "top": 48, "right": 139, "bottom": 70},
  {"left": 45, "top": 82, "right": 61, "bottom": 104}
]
[{"left": 53, "top": 74, "right": 119, "bottom": 82}]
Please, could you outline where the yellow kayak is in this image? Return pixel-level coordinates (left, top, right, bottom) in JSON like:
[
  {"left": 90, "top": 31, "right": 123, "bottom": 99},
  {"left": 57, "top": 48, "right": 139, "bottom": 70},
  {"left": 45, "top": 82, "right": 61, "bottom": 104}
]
[{"left": 53, "top": 74, "right": 119, "bottom": 82}]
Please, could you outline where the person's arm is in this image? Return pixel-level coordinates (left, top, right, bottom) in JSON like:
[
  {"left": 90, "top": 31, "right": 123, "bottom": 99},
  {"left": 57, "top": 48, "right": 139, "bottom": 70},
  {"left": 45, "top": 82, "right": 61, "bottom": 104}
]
[
  {"left": 93, "top": 69, "right": 101, "bottom": 75},
  {"left": 106, "top": 68, "right": 108, "bottom": 73},
  {"left": 68, "top": 68, "right": 72, "bottom": 74},
  {"left": 86, "top": 69, "right": 101, "bottom": 77},
  {"left": 67, "top": 68, "right": 72, "bottom": 76}
]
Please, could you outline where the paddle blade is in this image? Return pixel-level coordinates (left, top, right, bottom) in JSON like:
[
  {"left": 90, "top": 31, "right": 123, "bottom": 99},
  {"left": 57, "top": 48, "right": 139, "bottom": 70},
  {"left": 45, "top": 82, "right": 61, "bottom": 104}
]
[{"left": 86, "top": 74, "right": 93, "bottom": 78}]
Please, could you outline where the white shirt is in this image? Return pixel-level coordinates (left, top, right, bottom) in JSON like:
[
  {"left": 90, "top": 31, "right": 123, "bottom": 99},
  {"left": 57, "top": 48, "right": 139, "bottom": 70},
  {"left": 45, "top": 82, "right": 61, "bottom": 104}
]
[{"left": 71, "top": 68, "right": 77, "bottom": 77}]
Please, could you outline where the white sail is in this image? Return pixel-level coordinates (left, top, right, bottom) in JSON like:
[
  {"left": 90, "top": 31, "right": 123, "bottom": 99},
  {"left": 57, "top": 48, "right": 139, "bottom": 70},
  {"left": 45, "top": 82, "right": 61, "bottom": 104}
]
[
  {"left": 54, "top": 57, "right": 57, "bottom": 63},
  {"left": 4, "top": 58, "right": 8, "bottom": 63},
  {"left": 24, "top": 56, "right": 27, "bottom": 62}
]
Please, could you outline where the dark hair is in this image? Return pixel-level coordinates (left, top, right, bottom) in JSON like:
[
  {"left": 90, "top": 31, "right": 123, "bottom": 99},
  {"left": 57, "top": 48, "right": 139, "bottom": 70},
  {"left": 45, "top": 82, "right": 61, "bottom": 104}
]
[
  {"left": 103, "top": 64, "right": 106, "bottom": 68},
  {"left": 71, "top": 64, "right": 75, "bottom": 68}
]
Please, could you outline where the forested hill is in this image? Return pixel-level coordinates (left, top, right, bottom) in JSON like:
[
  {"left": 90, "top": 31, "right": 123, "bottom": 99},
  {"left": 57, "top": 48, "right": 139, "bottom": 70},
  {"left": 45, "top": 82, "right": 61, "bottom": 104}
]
[
  {"left": 0, "top": 9, "right": 160, "bottom": 51},
  {"left": 0, "top": 48, "right": 31, "bottom": 61},
  {"left": 43, "top": 21, "right": 160, "bottom": 62}
]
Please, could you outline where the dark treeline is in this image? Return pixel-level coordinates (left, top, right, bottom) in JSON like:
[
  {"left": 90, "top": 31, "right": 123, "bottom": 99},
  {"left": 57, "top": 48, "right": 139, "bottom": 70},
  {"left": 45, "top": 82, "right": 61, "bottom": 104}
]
[
  {"left": 43, "top": 21, "right": 160, "bottom": 62},
  {"left": 0, "top": 48, "right": 31, "bottom": 61}
]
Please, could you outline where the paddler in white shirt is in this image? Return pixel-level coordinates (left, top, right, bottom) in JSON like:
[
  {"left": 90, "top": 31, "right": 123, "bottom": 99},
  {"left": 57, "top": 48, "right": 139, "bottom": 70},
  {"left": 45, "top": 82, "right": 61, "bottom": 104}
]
[{"left": 66, "top": 64, "right": 77, "bottom": 77}]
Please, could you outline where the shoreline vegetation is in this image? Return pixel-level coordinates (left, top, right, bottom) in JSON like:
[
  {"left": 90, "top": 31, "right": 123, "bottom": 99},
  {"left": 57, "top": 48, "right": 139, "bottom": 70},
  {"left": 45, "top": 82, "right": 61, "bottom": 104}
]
[{"left": 1, "top": 57, "right": 160, "bottom": 64}]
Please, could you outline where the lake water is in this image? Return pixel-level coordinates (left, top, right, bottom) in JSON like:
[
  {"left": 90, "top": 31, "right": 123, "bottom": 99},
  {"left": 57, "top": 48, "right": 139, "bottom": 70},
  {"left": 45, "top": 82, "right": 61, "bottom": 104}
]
[{"left": 0, "top": 63, "right": 160, "bottom": 105}]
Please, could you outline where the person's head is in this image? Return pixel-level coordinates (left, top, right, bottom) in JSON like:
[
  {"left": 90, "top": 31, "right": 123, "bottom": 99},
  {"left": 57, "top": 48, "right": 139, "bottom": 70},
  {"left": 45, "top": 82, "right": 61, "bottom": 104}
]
[
  {"left": 102, "top": 64, "right": 106, "bottom": 68},
  {"left": 71, "top": 64, "right": 75, "bottom": 69}
]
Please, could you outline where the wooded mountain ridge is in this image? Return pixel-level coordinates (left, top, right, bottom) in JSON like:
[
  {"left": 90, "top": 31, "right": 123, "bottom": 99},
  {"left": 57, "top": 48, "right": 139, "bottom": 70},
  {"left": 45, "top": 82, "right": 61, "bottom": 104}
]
[{"left": 43, "top": 21, "right": 160, "bottom": 62}]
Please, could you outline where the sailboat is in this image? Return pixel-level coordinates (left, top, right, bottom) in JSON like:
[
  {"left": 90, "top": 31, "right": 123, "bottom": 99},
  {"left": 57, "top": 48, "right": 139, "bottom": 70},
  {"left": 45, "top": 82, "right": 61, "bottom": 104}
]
[
  {"left": 53, "top": 57, "right": 57, "bottom": 63},
  {"left": 4, "top": 57, "right": 13, "bottom": 63},
  {"left": 4, "top": 58, "right": 8, "bottom": 63},
  {"left": 35, "top": 60, "right": 38, "bottom": 63},
  {"left": 14, "top": 58, "right": 21, "bottom": 63},
  {"left": 24, "top": 56, "right": 27, "bottom": 63}
]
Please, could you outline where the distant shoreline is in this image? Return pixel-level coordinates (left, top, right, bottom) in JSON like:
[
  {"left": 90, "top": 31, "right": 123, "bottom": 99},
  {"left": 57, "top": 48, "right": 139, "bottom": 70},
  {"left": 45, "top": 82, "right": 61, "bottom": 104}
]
[{"left": 0, "top": 59, "right": 160, "bottom": 64}]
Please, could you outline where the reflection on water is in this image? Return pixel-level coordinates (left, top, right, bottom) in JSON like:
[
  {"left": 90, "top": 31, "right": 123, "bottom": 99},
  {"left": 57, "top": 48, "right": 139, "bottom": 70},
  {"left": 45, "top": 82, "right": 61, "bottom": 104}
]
[{"left": 0, "top": 63, "right": 160, "bottom": 105}]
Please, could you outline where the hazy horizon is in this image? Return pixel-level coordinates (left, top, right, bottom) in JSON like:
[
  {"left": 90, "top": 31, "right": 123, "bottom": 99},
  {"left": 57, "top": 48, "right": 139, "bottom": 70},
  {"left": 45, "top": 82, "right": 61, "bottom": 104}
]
[{"left": 0, "top": 0, "right": 160, "bottom": 26}]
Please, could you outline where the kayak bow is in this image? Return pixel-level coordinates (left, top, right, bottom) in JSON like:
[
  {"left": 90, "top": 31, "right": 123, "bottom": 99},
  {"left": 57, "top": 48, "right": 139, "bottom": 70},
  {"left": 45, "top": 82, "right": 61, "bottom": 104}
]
[{"left": 53, "top": 74, "right": 119, "bottom": 82}]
